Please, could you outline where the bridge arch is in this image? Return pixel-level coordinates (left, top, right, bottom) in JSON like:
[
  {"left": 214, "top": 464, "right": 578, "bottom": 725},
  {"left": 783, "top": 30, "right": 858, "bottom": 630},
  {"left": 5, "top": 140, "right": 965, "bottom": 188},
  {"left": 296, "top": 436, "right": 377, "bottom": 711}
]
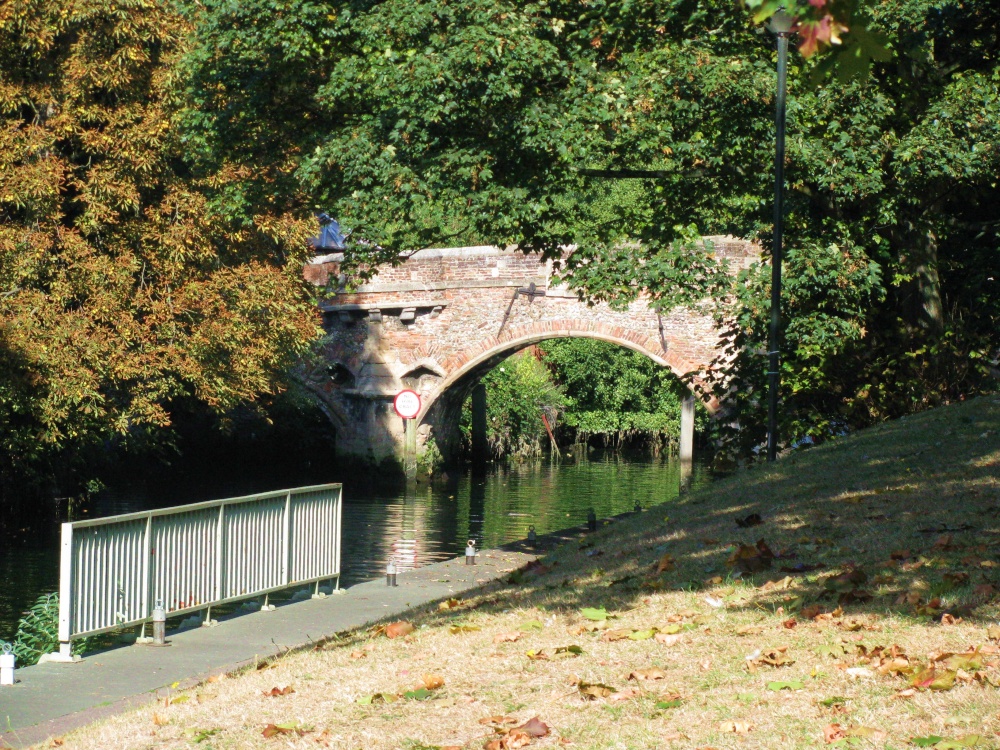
[
  {"left": 305, "top": 241, "right": 757, "bottom": 464},
  {"left": 415, "top": 320, "right": 718, "bottom": 462}
]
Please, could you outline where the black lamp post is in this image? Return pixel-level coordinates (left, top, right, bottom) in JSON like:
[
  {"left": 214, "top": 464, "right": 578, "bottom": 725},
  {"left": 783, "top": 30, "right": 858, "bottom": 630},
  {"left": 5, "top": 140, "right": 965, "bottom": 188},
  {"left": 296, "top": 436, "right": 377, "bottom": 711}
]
[{"left": 766, "top": 9, "right": 793, "bottom": 462}]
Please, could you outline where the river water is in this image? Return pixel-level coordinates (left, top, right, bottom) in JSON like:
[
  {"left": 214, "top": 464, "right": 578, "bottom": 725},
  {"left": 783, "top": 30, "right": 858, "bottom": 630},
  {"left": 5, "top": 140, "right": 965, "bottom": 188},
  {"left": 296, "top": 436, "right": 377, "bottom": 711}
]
[{"left": 0, "top": 450, "right": 709, "bottom": 641}]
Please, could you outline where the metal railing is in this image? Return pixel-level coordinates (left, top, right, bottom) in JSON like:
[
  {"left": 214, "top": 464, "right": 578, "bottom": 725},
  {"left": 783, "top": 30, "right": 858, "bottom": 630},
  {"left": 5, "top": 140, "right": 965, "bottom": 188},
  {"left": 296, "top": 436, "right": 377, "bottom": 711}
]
[{"left": 56, "top": 483, "right": 342, "bottom": 657}]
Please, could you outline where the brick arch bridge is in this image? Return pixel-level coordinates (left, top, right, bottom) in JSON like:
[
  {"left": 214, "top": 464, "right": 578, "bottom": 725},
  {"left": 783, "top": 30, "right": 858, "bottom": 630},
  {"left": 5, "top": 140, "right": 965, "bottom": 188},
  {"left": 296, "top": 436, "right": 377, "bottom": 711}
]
[{"left": 302, "top": 241, "right": 758, "bottom": 464}]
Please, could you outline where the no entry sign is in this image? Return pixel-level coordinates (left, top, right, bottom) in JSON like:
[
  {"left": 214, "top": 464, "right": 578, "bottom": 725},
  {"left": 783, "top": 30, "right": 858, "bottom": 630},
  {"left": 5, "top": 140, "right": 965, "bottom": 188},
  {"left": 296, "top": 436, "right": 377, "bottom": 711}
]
[{"left": 393, "top": 389, "right": 421, "bottom": 419}]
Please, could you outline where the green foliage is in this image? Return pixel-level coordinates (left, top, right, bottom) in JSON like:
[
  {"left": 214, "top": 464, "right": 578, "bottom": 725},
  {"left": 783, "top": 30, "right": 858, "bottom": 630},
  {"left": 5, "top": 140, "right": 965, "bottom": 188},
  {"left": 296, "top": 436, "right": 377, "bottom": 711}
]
[
  {"left": 0, "top": 592, "right": 89, "bottom": 665},
  {"left": 539, "top": 339, "right": 698, "bottom": 448},
  {"left": 463, "top": 352, "right": 566, "bottom": 459}
]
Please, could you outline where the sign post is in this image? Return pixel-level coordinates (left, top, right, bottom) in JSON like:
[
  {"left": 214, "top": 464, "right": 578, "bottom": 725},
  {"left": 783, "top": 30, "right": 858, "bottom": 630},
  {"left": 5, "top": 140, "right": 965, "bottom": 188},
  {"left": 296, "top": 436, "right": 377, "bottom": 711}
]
[{"left": 394, "top": 390, "right": 421, "bottom": 478}]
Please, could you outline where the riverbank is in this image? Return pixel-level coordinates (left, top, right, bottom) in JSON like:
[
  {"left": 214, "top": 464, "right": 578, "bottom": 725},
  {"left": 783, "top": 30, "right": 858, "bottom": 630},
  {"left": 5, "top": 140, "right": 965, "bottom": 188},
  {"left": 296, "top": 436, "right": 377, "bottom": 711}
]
[{"left": 23, "top": 395, "right": 1000, "bottom": 749}]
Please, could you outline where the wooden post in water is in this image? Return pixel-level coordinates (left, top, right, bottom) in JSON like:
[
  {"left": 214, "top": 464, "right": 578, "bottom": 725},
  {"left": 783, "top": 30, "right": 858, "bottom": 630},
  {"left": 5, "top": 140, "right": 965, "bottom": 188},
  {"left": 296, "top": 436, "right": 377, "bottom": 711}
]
[{"left": 404, "top": 417, "right": 417, "bottom": 479}]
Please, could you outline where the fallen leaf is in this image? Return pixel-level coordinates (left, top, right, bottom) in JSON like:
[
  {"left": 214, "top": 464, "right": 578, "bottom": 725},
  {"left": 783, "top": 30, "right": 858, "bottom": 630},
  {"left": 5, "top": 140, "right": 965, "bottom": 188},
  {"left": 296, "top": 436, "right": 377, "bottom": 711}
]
[
  {"left": 515, "top": 717, "right": 550, "bottom": 738},
  {"left": 262, "top": 722, "right": 308, "bottom": 738},
  {"left": 627, "top": 668, "right": 667, "bottom": 681},
  {"left": 824, "top": 724, "right": 847, "bottom": 744},
  {"left": 262, "top": 686, "right": 294, "bottom": 697},
  {"left": 628, "top": 628, "right": 655, "bottom": 641},
  {"left": 601, "top": 628, "right": 634, "bottom": 642},
  {"left": 736, "top": 513, "right": 763, "bottom": 528},
  {"left": 718, "top": 720, "right": 754, "bottom": 734},
  {"left": 421, "top": 674, "right": 445, "bottom": 690},
  {"left": 609, "top": 688, "right": 642, "bottom": 701},
  {"left": 494, "top": 632, "right": 521, "bottom": 644},
  {"left": 439, "top": 598, "right": 461, "bottom": 610},
  {"left": 449, "top": 624, "right": 481, "bottom": 634},
  {"left": 578, "top": 681, "right": 616, "bottom": 700},
  {"left": 580, "top": 607, "right": 608, "bottom": 621},
  {"left": 152, "top": 713, "right": 168, "bottom": 726},
  {"left": 385, "top": 621, "right": 414, "bottom": 639},
  {"left": 656, "top": 554, "right": 675, "bottom": 573},
  {"left": 655, "top": 633, "right": 682, "bottom": 646},
  {"left": 519, "top": 620, "right": 544, "bottom": 631},
  {"left": 349, "top": 650, "right": 367, "bottom": 659}
]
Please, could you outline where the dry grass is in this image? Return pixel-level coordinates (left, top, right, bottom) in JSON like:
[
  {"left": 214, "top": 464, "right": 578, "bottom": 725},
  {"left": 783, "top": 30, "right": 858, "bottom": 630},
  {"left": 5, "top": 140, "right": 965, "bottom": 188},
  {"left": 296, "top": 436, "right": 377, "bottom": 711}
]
[{"left": 51, "top": 395, "right": 1000, "bottom": 750}]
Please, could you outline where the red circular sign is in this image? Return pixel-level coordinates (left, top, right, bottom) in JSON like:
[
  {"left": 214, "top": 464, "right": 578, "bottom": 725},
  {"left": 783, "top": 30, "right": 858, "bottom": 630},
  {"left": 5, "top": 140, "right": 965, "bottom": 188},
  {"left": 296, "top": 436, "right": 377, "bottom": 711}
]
[{"left": 393, "top": 389, "right": 421, "bottom": 419}]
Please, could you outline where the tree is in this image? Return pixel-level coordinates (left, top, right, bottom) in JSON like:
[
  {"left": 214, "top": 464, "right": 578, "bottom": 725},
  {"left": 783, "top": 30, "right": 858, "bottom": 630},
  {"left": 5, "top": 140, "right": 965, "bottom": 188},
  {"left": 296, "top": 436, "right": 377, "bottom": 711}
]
[
  {"left": 0, "top": 0, "right": 320, "bottom": 480},
  {"left": 179, "top": 0, "right": 999, "bottom": 454}
]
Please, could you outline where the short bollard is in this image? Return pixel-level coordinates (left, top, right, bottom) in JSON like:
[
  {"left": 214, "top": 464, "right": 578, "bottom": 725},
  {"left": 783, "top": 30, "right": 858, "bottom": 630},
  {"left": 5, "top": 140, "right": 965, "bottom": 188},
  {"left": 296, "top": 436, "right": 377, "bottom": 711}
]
[
  {"left": 527, "top": 525, "right": 537, "bottom": 548},
  {"left": 634, "top": 502, "right": 642, "bottom": 513},
  {"left": 465, "top": 539, "right": 477, "bottom": 565},
  {"left": 587, "top": 509, "right": 597, "bottom": 532},
  {"left": 386, "top": 559, "right": 398, "bottom": 587},
  {"left": 1, "top": 643, "right": 14, "bottom": 686},
  {"left": 150, "top": 600, "right": 169, "bottom": 647}
]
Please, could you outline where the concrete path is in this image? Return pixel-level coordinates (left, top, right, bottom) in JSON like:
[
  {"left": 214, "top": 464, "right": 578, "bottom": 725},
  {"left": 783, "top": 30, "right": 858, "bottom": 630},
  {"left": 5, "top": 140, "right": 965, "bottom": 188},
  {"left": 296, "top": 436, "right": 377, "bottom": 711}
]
[{"left": 0, "top": 547, "right": 539, "bottom": 748}]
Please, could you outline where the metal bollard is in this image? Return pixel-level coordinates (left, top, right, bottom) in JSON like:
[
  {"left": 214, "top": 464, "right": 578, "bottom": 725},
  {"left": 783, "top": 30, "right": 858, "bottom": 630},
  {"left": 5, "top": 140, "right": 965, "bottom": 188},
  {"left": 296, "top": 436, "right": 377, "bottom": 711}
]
[
  {"left": 386, "top": 559, "right": 398, "bottom": 587},
  {"left": 527, "top": 525, "right": 536, "bottom": 548},
  {"left": 465, "top": 539, "right": 477, "bottom": 565},
  {"left": 1, "top": 644, "right": 14, "bottom": 686},
  {"left": 150, "top": 600, "right": 168, "bottom": 647},
  {"left": 587, "top": 509, "right": 597, "bottom": 532}
]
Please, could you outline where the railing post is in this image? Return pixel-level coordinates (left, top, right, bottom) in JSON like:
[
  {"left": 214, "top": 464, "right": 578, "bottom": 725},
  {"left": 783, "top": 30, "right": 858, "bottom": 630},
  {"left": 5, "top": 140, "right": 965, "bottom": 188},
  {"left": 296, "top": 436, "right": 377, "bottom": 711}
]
[
  {"left": 214, "top": 505, "right": 226, "bottom": 601},
  {"left": 57, "top": 523, "right": 73, "bottom": 657},
  {"left": 140, "top": 514, "right": 152, "bottom": 620},
  {"left": 334, "top": 487, "right": 342, "bottom": 590},
  {"left": 281, "top": 491, "right": 292, "bottom": 586}
]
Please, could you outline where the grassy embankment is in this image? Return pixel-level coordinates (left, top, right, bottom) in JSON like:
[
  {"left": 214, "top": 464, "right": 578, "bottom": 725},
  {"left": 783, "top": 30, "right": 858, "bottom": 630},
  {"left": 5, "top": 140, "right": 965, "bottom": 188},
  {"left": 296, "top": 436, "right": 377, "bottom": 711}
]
[{"left": 57, "top": 396, "right": 1000, "bottom": 750}]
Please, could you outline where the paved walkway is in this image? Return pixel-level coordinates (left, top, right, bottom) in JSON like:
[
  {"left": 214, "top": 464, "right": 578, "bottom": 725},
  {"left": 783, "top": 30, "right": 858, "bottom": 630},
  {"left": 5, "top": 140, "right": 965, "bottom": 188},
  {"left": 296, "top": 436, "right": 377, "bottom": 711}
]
[{"left": 0, "top": 547, "right": 540, "bottom": 748}]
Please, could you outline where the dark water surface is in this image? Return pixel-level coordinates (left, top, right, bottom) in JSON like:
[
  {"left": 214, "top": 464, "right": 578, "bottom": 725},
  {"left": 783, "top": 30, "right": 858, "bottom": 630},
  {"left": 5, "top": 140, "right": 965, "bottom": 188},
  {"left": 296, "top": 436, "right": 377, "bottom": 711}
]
[{"left": 0, "top": 451, "right": 709, "bottom": 641}]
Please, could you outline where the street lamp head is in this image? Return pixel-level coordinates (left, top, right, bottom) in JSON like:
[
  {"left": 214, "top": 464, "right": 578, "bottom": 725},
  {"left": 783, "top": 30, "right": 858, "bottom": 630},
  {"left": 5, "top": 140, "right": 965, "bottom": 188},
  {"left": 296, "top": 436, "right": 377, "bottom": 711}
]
[{"left": 768, "top": 8, "right": 795, "bottom": 35}]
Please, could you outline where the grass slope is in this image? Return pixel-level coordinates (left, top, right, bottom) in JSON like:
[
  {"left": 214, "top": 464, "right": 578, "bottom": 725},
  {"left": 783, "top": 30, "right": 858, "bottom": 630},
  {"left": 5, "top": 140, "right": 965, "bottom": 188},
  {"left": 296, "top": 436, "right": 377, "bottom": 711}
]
[{"left": 56, "top": 396, "right": 1000, "bottom": 750}]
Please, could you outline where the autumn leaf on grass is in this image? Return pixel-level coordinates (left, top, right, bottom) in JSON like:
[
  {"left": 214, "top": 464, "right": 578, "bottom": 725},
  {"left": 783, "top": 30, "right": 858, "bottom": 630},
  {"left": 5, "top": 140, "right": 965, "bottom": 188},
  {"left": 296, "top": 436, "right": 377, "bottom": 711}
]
[
  {"left": 439, "top": 598, "right": 461, "bottom": 610},
  {"left": 655, "top": 633, "right": 682, "bottom": 646},
  {"left": 484, "top": 717, "right": 550, "bottom": 750},
  {"left": 494, "top": 632, "right": 521, "bottom": 644},
  {"left": 823, "top": 569, "right": 871, "bottom": 604},
  {"left": 578, "top": 681, "right": 616, "bottom": 700},
  {"left": 262, "top": 722, "right": 310, "bottom": 738},
  {"left": 655, "top": 554, "right": 675, "bottom": 573},
  {"left": 262, "top": 685, "right": 294, "bottom": 697},
  {"left": 421, "top": 674, "right": 445, "bottom": 690},
  {"left": 526, "top": 645, "right": 583, "bottom": 660},
  {"left": 912, "top": 735, "right": 990, "bottom": 748},
  {"left": 385, "top": 621, "right": 415, "bottom": 639},
  {"left": 627, "top": 668, "right": 667, "bottom": 681},
  {"left": 449, "top": 624, "right": 481, "bottom": 634},
  {"left": 608, "top": 688, "right": 642, "bottom": 702},
  {"left": 728, "top": 539, "right": 775, "bottom": 574},
  {"left": 601, "top": 629, "right": 634, "bottom": 642},
  {"left": 746, "top": 647, "right": 794, "bottom": 672},
  {"left": 519, "top": 620, "right": 545, "bottom": 631},
  {"left": 628, "top": 628, "right": 655, "bottom": 641},
  {"left": 909, "top": 666, "right": 957, "bottom": 691},
  {"left": 718, "top": 720, "right": 754, "bottom": 734},
  {"left": 579, "top": 607, "right": 608, "bottom": 621}
]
